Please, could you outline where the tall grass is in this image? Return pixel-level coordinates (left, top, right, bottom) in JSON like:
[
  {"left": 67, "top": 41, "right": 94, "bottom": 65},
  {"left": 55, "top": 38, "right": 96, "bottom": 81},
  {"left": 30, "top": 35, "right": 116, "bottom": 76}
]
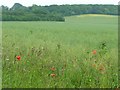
[{"left": 2, "top": 15, "right": 118, "bottom": 88}]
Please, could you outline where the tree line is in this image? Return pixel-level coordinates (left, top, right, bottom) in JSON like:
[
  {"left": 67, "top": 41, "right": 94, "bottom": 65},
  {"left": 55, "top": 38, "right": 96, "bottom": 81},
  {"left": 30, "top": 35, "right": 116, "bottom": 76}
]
[{"left": 1, "top": 3, "right": 118, "bottom": 21}]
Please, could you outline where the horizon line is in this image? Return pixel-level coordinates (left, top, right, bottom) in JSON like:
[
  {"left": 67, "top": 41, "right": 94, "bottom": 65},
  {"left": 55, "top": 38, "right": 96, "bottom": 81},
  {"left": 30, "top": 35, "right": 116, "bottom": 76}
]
[{"left": 0, "top": 3, "right": 118, "bottom": 8}]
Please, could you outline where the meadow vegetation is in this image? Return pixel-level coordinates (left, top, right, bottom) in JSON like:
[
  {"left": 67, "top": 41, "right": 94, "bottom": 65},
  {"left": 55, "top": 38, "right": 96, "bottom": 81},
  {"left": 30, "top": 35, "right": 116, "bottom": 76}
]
[{"left": 2, "top": 15, "right": 118, "bottom": 88}]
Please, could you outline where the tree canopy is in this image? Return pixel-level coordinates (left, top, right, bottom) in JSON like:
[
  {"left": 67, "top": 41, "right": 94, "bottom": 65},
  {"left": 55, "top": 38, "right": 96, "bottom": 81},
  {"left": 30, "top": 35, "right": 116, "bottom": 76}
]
[{"left": 1, "top": 3, "right": 118, "bottom": 21}]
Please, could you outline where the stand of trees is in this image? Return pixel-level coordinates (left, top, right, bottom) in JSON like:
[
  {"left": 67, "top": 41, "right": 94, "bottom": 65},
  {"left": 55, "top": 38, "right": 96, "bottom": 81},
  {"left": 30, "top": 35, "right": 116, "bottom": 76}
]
[{"left": 1, "top": 3, "right": 118, "bottom": 21}]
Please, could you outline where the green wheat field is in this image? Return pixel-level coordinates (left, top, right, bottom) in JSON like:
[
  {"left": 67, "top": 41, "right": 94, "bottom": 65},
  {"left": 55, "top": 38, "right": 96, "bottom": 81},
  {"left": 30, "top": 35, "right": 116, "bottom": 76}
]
[{"left": 2, "top": 14, "right": 119, "bottom": 88}]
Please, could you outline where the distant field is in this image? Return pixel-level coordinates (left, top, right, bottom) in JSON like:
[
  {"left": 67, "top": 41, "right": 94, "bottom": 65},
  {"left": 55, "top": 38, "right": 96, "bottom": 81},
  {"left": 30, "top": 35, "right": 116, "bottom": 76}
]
[{"left": 2, "top": 15, "right": 118, "bottom": 88}]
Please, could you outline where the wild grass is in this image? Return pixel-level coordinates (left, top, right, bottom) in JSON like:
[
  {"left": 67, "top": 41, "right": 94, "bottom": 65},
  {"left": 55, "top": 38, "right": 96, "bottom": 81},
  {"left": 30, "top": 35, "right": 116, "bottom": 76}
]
[{"left": 2, "top": 15, "right": 118, "bottom": 88}]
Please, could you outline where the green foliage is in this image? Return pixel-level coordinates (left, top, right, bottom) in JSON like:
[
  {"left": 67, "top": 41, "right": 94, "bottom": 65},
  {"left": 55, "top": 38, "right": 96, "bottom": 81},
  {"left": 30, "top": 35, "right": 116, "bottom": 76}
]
[
  {"left": 1, "top": 3, "right": 65, "bottom": 21},
  {"left": 2, "top": 15, "right": 118, "bottom": 88},
  {"left": 1, "top": 3, "right": 118, "bottom": 21}
]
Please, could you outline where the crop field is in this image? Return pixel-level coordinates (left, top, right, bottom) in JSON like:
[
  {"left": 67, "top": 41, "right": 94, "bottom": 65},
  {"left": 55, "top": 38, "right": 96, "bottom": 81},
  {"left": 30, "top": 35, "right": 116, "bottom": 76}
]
[{"left": 2, "top": 14, "right": 118, "bottom": 88}]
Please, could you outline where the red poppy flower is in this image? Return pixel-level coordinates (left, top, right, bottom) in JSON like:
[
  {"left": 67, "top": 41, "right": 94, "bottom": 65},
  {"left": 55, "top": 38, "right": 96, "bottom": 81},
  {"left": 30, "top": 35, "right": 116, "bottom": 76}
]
[
  {"left": 16, "top": 56, "right": 21, "bottom": 61},
  {"left": 92, "top": 50, "right": 97, "bottom": 54},
  {"left": 50, "top": 67, "right": 56, "bottom": 71},
  {"left": 50, "top": 74, "right": 56, "bottom": 77}
]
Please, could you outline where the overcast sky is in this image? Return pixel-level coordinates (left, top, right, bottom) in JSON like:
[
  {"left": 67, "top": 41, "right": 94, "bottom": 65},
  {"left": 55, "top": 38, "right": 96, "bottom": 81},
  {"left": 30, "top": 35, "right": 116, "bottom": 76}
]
[{"left": 1, "top": 0, "right": 120, "bottom": 8}]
